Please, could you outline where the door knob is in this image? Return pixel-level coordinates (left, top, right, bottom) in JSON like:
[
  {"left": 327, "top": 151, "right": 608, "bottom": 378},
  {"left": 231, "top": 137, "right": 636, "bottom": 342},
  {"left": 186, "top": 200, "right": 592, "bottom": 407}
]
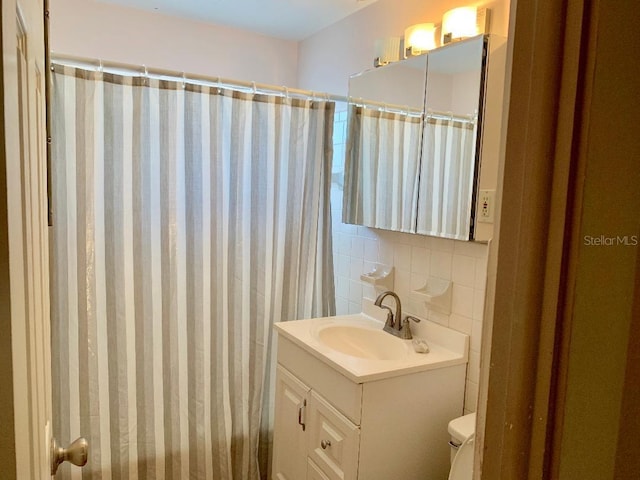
[
  {"left": 51, "top": 437, "right": 88, "bottom": 475},
  {"left": 321, "top": 439, "right": 331, "bottom": 449}
]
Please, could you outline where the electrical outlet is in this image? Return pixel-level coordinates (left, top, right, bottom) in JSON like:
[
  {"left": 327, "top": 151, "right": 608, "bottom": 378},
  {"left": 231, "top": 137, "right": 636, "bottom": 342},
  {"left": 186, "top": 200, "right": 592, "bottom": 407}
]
[{"left": 478, "top": 189, "right": 495, "bottom": 223}]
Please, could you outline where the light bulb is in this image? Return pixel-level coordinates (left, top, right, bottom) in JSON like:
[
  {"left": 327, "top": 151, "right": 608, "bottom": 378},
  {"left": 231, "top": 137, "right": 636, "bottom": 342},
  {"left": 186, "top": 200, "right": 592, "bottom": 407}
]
[
  {"left": 441, "top": 7, "right": 478, "bottom": 44},
  {"left": 404, "top": 23, "right": 436, "bottom": 57}
]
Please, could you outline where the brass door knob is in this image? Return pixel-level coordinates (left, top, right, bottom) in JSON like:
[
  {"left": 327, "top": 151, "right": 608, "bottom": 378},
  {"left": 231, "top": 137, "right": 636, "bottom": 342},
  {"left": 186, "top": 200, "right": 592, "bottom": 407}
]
[{"left": 51, "top": 437, "right": 88, "bottom": 475}]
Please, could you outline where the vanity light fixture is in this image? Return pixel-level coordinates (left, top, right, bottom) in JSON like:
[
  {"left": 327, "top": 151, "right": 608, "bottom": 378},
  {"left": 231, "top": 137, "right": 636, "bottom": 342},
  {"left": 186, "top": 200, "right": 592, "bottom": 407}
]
[
  {"left": 404, "top": 23, "right": 436, "bottom": 57},
  {"left": 441, "top": 6, "right": 490, "bottom": 44},
  {"left": 373, "top": 36, "right": 400, "bottom": 68}
]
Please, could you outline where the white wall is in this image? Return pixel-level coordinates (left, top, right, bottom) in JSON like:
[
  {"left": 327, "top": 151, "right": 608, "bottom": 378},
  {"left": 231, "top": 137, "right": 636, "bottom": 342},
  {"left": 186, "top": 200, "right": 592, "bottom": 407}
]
[
  {"left": 350, "top": 61, "right": 428, "bottom": 110},
  {"left": 49, "top": 0, "right": 299, "bottom": 86},
  {"left": 297, "top": 0, "right": 510, "bottom": 96},
  {"left": 303, "top": 0, "right": 510, "bottom": 414}
]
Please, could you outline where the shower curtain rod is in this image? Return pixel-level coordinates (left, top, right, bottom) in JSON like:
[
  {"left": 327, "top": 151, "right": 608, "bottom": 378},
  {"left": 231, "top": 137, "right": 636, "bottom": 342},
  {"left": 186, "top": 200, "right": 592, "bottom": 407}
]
[
  {"left": 349, "top": 99, "right": 424, "bottom": 117},
  {"left": 350, "top": 103, "right": 477, "bottom": 122},
  {"left": 425, "top": 111, "right": 478, "bottom": 124},
  {"left": 50, "top": 54, "right": 477, "bottom": 122},
  {"left": 51, "top": 53, "right": 350, "bottom": 103}
]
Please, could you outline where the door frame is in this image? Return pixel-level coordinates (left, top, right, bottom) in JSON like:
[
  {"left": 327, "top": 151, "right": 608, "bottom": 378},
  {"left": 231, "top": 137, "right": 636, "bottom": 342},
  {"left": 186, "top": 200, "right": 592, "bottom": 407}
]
[{"left": 478, "top": 0, "right": 640, "bottom": 478}]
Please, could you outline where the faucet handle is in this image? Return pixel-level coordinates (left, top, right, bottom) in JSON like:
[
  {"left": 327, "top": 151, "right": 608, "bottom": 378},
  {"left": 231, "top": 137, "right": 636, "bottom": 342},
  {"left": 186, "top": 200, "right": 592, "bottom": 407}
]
[
  {"left": 378, "top": 305, "right": 395, "bottom": 327},
  {"left": 399, "top": 315, "right": 421, "bottom": 339}
]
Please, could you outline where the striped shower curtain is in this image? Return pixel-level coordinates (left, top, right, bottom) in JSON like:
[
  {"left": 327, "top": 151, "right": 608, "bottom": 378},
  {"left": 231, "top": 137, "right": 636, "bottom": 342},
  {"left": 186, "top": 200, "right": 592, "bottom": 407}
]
[
  {"left": 50, "top": 64, "right": 335, "bottom": 480},
  {"left": 342, "top": 105, "right": 422, "bottom": 233},
  {"left": 416, "top": 117, "right": 477, "bottom": 239}
]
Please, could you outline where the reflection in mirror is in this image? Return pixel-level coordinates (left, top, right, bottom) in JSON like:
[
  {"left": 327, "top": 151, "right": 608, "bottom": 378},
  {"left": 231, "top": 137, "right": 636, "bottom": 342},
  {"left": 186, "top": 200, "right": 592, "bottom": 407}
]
[
  {"left": 343, "top": 55, "right": 428, "bottom": 232},
  {"left": 342, "top": 35, "right": 489, "bottom": 241},
  {"left": 417, "top": 36, "right": 486, "bottom": 239}
]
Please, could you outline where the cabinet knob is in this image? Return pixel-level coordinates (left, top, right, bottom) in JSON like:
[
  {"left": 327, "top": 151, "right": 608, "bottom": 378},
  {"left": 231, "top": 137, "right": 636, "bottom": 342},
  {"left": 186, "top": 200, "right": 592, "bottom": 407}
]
[{"left": 321, "top": 439, "right": 331, "bottom": 449}]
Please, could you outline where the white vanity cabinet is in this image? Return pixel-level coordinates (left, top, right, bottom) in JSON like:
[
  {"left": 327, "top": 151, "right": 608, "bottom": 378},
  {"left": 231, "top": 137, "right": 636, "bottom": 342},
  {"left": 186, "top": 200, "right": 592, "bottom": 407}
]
[
  {"left": 271, "top": 329, "right": 467, "bottom": 480},
  {"left": 273, "top": 366, "right": 360, "bottom": 480}
]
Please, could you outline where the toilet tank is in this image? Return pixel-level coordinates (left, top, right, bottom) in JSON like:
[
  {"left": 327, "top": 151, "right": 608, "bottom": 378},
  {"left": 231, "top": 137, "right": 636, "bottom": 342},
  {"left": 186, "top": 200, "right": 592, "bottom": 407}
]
[{"left": 448, "top": 413, "right": 476, "bottom": 463}]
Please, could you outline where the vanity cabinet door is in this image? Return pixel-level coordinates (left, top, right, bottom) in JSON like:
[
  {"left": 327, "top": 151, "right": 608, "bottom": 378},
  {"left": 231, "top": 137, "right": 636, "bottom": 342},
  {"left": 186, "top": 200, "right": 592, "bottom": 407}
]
[
  {"left": 272, "top": 366, "right": 310, "bottom": 480},
  {"left": 307, "top": 459, "right": 331, "bottom": 480},
  {"left": 308, "top": 391, "right": 360, "bottom": 480}
]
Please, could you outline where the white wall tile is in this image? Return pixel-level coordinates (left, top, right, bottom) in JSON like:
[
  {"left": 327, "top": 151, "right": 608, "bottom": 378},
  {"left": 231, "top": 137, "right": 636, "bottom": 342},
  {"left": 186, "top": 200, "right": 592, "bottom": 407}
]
[
  {"left": 362, "top": 284, "right": 376, "bottom": 300},
  {"left": 335, "top": 254, "right": 350, "bottom": 277},
  {"left": 474, "top": 256, "right": 488, "bottom": 290},
  {"left": 335, "top": 275, "right": 349, "bottom": 296},
  {"left": 335, "top": 232, "right": 350, "bottom": 255},
  {"left": 379, "top": 241, "right": 394, "bottom": 266},
  {"left": 473, "top": 289, "right": 486, "bottom": 321},
  {"left": 363, "top": 260, "right": 376, "bottom": 276},
  {"left": 409, "top": 234, "right": 428, "bottom": 247},
  {"left": 350, "top": 236, "right": 364, "bottom": 259},
  {"left": 430, "top": 237, "right": 455, "bottom": 253},
  {"left": 342, "top": 223, "right": 358, "bottom": 235},
  {"left": 395, "top": 269, "right": 411, "bottom": 297},
  {"left": 410, "top": 272, "right": 426, "bottom": 290},
  {"left": 393, "top": 243, "right": 412, "bottom": 270},
  {"left": 336, "top": 297, "right": 349, "bottom": 315},
  {"left": 452, "top": 284, "right": 474, "bottom": 318},
  {"left": 349, "top": 280, "right": 363, "bottom": 304},
  {"left": 411, "top": 247, "right": 430, "bottom": 275},
  {"left": 468, "top": 350, "right": 480, "bottom": 384},
  {"left": 430, "top": 251, "right": 453, "bottom": 279},
  {"left": 471, "top": 319, "right": 483, "bottom": 353},
  {"left": 348, "top": 301, "right": 361, "bottom": 314},
  {"left": 449, "top": 313, "right": 473, "bottom": 335},
  {"left": 358, "top": 226, "right": 378, "bottom": 239},
  {"left": 406, "top": 297, "right": 427, "bottom": 319},
  {"left": 464, "top": 381, "right": 479, "bottom": 412},
  {"left": 454, "top": 240, "right": 488, "bottom": 258},
  {"left": 452, "top": 254, "right": 476, "bottom": 287},
  {"left": 393, "top": 231, "right": 414, "bottom": 246},
  {"left": 364, "top": 238, "right": 379, "bottom": 263},
  {"left": 428, "top": 310, "right": 449, "bottom": 327},
  {"left": 349, "top": 257, "right": 364, "bottom": 281}
]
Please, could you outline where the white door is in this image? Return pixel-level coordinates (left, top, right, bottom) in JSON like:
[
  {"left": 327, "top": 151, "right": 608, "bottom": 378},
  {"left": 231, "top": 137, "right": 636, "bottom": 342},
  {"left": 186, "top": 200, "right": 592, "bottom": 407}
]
[{"left": 1, "top": 0, "right": 86, "bottom": 477}]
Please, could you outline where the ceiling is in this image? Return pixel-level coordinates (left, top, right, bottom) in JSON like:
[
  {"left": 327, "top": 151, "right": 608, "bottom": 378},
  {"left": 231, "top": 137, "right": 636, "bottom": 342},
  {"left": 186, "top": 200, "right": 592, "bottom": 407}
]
[{"left": 97, "top": 0, "right": 378, "bottom": 40}]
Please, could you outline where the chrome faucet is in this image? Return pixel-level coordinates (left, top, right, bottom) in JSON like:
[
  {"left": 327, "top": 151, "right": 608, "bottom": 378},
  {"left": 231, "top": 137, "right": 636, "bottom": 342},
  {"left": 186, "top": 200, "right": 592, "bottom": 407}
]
[{"left": 374, "top": 291, "right": 420, "bottom": 340}]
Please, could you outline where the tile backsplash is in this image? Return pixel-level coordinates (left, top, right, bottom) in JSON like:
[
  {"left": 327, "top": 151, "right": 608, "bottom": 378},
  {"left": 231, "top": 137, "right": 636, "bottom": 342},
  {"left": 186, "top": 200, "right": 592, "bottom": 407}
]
[{"left": 331, "top": 107, "right": 487, "bottom": 414}]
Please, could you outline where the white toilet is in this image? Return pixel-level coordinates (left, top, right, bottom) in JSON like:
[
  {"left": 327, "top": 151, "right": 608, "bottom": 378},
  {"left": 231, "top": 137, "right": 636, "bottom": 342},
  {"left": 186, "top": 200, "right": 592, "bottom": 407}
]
[{"left": 447, "top": 412, "right": 476, "bottom": 480}]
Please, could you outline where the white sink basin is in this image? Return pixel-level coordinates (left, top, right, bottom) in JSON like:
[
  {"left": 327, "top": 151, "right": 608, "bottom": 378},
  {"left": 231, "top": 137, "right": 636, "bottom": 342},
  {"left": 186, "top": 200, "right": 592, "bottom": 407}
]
[
  {"left": 316, "top": 325, "right": 408, "bottom": 360},
  {"left": 274, "top": 299, "right": 469, "bottom": 382}
]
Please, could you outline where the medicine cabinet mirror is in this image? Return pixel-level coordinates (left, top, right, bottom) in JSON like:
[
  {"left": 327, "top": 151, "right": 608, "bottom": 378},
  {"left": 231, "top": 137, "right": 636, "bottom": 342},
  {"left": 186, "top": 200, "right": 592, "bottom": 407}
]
[{"left": 343, "top": 35, "right": 488, "bottom": 240}]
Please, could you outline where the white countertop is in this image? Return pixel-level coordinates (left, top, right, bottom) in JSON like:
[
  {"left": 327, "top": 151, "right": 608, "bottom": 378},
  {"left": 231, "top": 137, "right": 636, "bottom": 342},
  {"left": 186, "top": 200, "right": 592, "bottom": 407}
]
[{"left": 274, "top": 301, "right": 469, "bottom": 383}]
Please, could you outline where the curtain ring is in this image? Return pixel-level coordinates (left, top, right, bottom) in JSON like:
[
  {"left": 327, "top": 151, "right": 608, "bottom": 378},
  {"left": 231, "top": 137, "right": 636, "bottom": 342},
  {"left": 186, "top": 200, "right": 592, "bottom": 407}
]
[
  {"left": 251, "top": 81, "right": 257, "bottom": 94},
  {"left": 142, "top": 65, "right": 149, "bottom": 85},
  {"left": 283, "top": 86, "right": 289, "bottom": 100},
  {"left": 98, "top": 59, "right": 103, "bottom": 73},
  {"left": 182, "top": 72, "right": 187, "bottom": 89}
]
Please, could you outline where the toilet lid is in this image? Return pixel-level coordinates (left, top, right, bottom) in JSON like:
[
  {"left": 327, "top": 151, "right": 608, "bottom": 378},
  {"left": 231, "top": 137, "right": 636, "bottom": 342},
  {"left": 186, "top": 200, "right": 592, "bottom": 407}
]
[{"left": 448, "top": 434, "right": 475, "bottom": 480}]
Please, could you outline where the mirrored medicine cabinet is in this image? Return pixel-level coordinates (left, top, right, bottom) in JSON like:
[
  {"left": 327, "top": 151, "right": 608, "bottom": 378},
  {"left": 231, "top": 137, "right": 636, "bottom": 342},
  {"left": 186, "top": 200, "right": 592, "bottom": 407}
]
[{"left": 342, "top": 34, "right": 489, "bottom": 241}]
